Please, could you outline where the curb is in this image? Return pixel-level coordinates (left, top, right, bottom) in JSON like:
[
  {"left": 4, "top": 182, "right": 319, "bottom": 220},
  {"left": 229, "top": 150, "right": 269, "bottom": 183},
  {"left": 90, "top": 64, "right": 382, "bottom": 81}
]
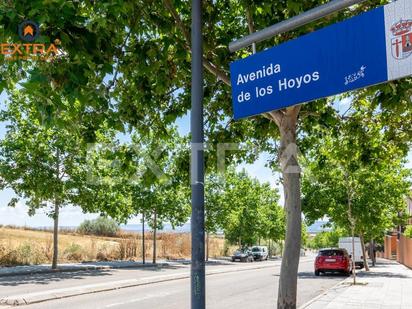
[{"left": 0, "top": 260, "right": 290, "bottom": 307}]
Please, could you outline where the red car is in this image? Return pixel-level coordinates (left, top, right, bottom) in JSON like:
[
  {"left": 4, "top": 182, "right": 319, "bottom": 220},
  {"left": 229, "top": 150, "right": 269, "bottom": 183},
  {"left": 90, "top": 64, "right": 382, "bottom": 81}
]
[{"left": 314, "top": 248, "right": 352, "bottom": 276}]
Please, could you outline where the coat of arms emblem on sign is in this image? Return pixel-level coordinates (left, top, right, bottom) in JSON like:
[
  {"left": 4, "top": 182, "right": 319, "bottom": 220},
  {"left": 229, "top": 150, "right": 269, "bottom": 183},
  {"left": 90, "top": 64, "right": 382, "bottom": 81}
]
[{"left": 391, "top": 19, "right": 412, "bottom": 60}]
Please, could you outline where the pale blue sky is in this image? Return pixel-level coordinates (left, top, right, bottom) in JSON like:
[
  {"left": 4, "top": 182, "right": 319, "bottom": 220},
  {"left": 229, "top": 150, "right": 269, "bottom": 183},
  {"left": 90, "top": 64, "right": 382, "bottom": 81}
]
[{"left": 0, "top": 92, "right": 410, "bottom": 227}]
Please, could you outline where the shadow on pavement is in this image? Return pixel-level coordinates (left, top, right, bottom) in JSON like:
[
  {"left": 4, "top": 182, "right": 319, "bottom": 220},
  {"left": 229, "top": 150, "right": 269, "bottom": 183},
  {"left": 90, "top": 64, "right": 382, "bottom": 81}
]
[
  {"left": 0, "top": 264, "right": 185, "bottom": 287},
  {"left": 0, "top": 269, "right": 114, "bottom": 287},
  {"left": 298, "top": 271, "right": 349, "bottom": 279},
  {"left": 357, "top": 270, "right": 412, "bottom": 279}
]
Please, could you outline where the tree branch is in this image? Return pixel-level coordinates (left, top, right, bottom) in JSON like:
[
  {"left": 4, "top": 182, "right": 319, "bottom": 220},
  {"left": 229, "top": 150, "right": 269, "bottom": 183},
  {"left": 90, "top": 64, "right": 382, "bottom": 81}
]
[
  {"left": 106, "top": 19, "right": 136, "bottom": 94},
  {"left": 268, "top": 111, "right": 283, "bottom": 127},
  {"left": 202, "top": 60, "right": 231, "bottom": 86},
  {"left": 163, "top": 0, "right": 231, "bottom": 86},
  {"left": 245, "top": 6, "right": 256, "bottom": 54}
]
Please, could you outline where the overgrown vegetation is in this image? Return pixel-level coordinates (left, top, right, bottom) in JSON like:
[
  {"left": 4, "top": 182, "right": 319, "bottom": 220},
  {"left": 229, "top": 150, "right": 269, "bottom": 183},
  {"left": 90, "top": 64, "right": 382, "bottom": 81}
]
[
  {"left": 78, "top": 217, "right": 120, "bottom": 237},
  {"left": 0, "top": 227, "right": 229, "bottom": 266}
]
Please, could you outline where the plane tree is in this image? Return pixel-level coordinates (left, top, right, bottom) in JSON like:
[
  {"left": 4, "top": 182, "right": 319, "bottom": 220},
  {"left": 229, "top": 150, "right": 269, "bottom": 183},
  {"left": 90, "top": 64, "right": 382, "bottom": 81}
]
[
  {"left": 302, "top": 111, "right": 411, "bottom": 274},
  {"left": 81, "top": 129, "right": 191, "bottom": 262},
  {"left": 0, "top": 90, "right": 116, "bottom": 269},
  {"left": 215, "top": 169, "right": 284, "bottom": 247}
]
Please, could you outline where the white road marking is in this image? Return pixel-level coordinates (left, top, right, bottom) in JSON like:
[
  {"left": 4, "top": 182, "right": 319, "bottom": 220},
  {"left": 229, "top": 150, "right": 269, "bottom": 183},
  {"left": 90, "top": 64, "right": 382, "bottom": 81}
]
[{"left": 105, "top": 291, "right": 173, "bottom": 308}]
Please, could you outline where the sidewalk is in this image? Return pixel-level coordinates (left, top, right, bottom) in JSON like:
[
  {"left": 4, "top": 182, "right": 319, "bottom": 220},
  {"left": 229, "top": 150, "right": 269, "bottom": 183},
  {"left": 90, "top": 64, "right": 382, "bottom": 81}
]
[{"left": 301, "top": 259, "right": 412, "bottom": 309}]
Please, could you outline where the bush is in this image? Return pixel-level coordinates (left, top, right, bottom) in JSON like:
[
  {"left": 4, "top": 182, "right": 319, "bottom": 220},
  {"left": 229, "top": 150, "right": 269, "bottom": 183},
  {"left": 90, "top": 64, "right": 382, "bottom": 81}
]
[
  {"left": 405, "top": 225, "right": 412, "bottom": 239},
  {"left": 78, "top": 217, "right": 120, "bottom": 237},
  {"left": 64, "top": 243, "right": 84, "bottom": 261}
]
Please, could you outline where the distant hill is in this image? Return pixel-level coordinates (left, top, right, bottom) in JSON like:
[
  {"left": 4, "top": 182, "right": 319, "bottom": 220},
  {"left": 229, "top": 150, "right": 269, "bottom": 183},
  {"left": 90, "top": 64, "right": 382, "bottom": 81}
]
[{"left": 121, "top": 223, "right": 192, "bottom": 233}]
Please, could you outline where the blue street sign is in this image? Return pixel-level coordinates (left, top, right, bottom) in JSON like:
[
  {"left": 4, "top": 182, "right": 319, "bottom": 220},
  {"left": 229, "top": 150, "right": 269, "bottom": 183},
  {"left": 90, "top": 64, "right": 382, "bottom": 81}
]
[{"left": 230, "top": 0, "right": 412, "bottom": 120}]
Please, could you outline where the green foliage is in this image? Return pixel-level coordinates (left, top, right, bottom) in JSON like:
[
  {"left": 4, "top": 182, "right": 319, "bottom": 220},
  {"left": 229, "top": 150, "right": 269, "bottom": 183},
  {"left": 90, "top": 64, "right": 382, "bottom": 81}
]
[
  {"left": 405, "top": 226, "right": 412, "bottom": 239},
  {"left": 206, "top": 168, "right": 284, "bottom": 247},
  {"left": 307, "top": 228, "right": 346, "bottom": 249},
  {"left": 301, "top": 222, "right": 309, "bottom": 247},
  {"left": 302, "top": 110, "right": 411, "bottom": 241},
  {"left": 78, "top": 217, "right": 120, "bottom": 237}
]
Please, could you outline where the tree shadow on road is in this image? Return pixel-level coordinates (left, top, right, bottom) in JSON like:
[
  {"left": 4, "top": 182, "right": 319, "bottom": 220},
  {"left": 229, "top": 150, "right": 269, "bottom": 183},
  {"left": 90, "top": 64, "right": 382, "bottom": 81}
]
[
  {"left": 357, "top": 271, "right": 411, "bottom": 279},
  {"left": 0, "top": 264, "right": 185, "bottom": 287},
  {"left": 0, "top": 269, "right": 114, "bottom": 287},
  {"left": 297, "top": 271, "right": 349, "bottom": 279}
]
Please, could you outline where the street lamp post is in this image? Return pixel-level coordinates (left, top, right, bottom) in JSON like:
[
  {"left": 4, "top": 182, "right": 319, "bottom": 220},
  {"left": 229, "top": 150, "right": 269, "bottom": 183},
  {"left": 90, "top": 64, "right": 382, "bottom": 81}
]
[{"left": 191, "top": 1, "right": 205, "bottom": 309}]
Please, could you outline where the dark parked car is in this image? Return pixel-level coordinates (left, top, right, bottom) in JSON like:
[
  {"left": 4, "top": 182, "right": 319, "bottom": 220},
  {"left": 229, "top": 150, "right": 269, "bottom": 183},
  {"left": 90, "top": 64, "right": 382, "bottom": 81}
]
[
  {"left": 251, "top": 246, "right": 269, "bottom": 261},
  {"left": 231, "top": 248, "right": 254, "bottom": 262},
  {"left": 314, "top": 248, "right": 352, "bottom": 276}
]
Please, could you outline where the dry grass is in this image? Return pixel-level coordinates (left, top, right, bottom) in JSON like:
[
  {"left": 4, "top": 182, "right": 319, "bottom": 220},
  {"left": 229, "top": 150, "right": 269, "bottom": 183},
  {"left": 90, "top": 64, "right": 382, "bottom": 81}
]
[{"left": 0, "top": 227, "right": 228, "bottom": 266}]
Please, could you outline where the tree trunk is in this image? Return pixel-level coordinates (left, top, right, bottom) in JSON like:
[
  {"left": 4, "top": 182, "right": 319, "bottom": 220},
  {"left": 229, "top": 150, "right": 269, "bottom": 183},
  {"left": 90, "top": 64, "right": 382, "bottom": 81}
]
[
  {"left": 351, "top": 229, "right": 357, "bottom": 285},
  {"left": 142, "top": 212, "right": 145, "bottom": 264},
  {"left": 268, "top": 239, "right": 271, "bottom": 258},
  {"left": 370, "top": 239, "right": 376, "bottom": 267},
  {"left": 276, "top": 108, "right": 301, "bottom": 309},
  {"left": 206, "top": 232, "right": 209, "bottom": 262},
  {"left": 279, "top": 240, "right": 283, "bottom": 257},
  {"left": 360, "top": 233, "right": 369, "bottom": 271},
  {"left": 152, "top": 210, "right": 157, "bottom": 264},
  {"left": 346, "top": 173, "right": 356, "bottom": 285},
  {"left": 52, "top": 200, "right": 59, "bottom": 270},
  {"left": 52, "top": 149, "right": 60, "bottom": 270}
]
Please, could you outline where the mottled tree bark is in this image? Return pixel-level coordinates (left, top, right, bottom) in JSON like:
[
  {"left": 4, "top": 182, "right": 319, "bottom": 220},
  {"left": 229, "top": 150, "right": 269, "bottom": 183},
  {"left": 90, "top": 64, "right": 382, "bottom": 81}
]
[
  {"left": 272, "top": 107, "right": 302, "bottom": 309},
  {"left": 360, "top": 233, "right": 369, "bottom": 271}
]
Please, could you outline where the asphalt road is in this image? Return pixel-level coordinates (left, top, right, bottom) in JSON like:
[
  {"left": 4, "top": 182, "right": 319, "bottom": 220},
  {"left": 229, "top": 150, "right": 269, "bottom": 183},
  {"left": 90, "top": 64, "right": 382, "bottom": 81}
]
[{"left": 0, "top": 257, "right": 347, "bottom": 309}]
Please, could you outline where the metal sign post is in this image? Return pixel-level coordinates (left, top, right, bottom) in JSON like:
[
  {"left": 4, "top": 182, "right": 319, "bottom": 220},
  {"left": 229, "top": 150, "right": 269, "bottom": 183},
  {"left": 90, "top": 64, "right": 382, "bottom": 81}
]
[
  {"left": 229, "top": 0, "right": 366, "bottom": 53},
  {"left": 191, "top": 1, "right": 205, "bottom": 309}
]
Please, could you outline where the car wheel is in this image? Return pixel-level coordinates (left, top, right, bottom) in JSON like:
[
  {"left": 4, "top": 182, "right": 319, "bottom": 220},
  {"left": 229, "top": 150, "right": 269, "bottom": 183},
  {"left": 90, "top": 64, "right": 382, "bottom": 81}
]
[
  {"left": 315, "top": 270, "right": 320, "bottom": 276},
  {"left": 231, "top": 258, "right": 235, "bottom": 262}
]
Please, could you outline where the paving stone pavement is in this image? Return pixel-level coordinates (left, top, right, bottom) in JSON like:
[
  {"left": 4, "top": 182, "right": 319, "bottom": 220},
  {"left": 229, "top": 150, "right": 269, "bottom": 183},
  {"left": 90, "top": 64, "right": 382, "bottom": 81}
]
[{"left": 301, "top": 259, "right": 412, "bottom": 309}]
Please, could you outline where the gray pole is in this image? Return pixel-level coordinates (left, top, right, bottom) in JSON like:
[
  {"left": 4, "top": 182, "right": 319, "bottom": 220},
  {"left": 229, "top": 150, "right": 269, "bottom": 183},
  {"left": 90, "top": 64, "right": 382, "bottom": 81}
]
[
  {"left": 191, "top": 1, "right": 205, "bottom": 309},
  {"left": 142, "top": 211, "right": 145, "bottom": 264},
  {"left": 229, "top": 0, "right": 366, "bottom": 52}
]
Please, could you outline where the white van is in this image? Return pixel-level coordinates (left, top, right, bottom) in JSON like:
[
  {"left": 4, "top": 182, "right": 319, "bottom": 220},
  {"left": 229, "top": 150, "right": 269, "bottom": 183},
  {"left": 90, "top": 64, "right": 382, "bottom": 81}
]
[{"left": 338, "top": 237, "right": 364, "bottom": 269}]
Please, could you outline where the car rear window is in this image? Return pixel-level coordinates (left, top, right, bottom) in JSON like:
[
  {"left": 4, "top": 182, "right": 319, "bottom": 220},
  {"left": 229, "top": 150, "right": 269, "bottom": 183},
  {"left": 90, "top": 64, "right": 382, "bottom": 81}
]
[
  {"left": 319, "top": 250, "right": 344, "bottom": 256},
  {"left": 252, "top": 247, "right": 261, "bottom": 252}
]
